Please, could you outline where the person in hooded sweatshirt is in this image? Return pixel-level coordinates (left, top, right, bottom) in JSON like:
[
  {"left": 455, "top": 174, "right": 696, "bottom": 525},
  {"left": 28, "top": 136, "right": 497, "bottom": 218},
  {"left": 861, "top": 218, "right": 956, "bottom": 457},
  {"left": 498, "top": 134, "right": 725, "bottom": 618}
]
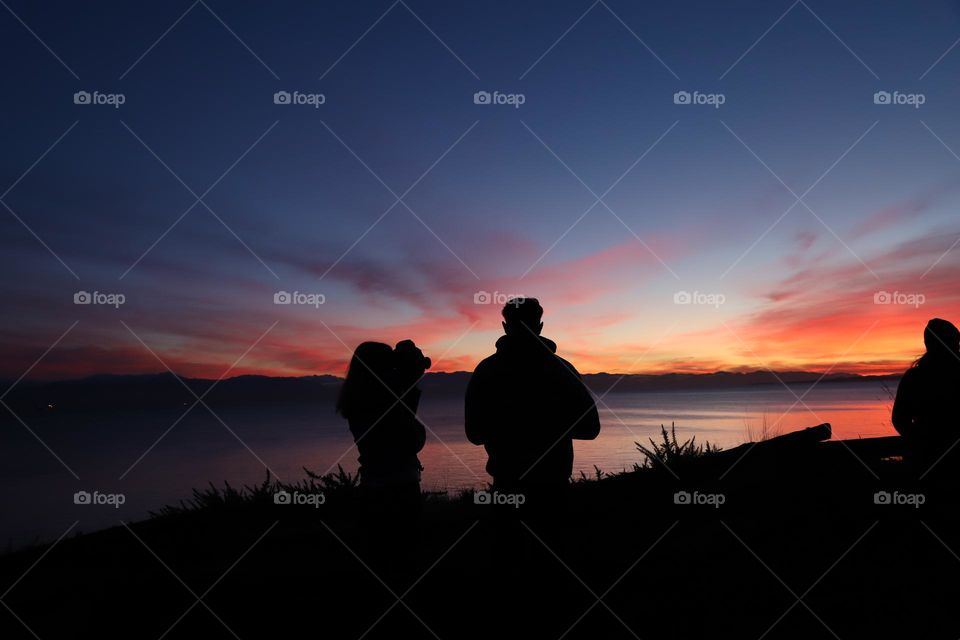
[
  {"left": 465, "top": 297, "right": 601, "bottom": 494},
  {"left": 893, "top": 318, "right": 960, "bottom": 474}
]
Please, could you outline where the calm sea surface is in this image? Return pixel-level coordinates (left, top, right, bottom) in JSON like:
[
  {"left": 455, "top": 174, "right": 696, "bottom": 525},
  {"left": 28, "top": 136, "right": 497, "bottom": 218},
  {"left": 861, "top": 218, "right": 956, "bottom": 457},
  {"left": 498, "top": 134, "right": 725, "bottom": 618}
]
[{"left": 1, "top": 380, "right": 897, "bottom": 547}]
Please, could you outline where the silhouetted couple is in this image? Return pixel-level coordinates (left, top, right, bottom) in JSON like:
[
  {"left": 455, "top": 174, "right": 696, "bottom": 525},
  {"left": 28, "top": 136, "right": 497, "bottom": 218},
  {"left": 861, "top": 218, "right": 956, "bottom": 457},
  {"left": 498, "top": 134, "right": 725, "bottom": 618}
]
[
  {"left": 893, "top": 317, "right": 960, "bottom": 478},
  {"left": 338, "top": 297, "right": 600, "bottom": 504}
]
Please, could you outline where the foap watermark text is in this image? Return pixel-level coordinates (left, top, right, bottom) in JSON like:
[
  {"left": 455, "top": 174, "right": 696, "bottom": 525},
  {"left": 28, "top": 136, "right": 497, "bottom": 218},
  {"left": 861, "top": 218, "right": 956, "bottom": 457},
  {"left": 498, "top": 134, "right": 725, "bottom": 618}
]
[
  {"left": 274, "top": 490, "right": 325, "bottom": 508},
  {"left": 674, "top": 91, "right": 725, "bottom": 108},
  {"left": 274, "top": 291, "right": 325, "bottom": 308},
  {"left": 874, "top": 291, "right": 924, "bottom": 308},
  {"left": 674, "top": 490, "right": 725, "bottom": 508},
  {"left": 74, "top": 291, "right": 125, "bottom": 308},
  {"left": 874, "top": 490, "right": 925, "bottom": 508},
  {"left": 474, "top": 291, "right": 525, "bottom": 306},
  {"left": 74, "top": 490, "right": 126, "bottom": 508},
  {"left": 473, "top": 90, "right": 525, "bottom": 108},
  {"left": 674, "top": 291, "right": 725, "bottom": 308},
  {"left": 74, "top": 90, "right": 125, "bottom": 108},
  {"left": 873, "top": 91, "right": 925, "bottom": 108},
  {"left": 474, "top": 490, "right": 525, "bottom": 508}
]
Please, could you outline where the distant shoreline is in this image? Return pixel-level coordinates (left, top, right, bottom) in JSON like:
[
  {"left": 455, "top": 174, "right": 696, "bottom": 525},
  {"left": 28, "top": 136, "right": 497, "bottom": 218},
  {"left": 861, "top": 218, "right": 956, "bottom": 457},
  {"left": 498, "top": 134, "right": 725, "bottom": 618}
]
[
  {"left": 3, "top": 368, "right": 903, "bottom": 388},
  {"left": 0, "top": 370, "right": 902, "bottom": 414}
]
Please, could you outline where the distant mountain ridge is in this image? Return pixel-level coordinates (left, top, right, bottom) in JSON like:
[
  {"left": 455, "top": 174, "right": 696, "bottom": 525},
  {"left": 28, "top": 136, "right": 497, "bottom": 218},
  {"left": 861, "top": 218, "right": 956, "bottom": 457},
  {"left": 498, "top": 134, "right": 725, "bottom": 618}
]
[
  {"left": 582, "top": 370, "right": 899, "bottom": 392},
  {"left": 0, "top": 370, "right": 899, "bottom": 414}
]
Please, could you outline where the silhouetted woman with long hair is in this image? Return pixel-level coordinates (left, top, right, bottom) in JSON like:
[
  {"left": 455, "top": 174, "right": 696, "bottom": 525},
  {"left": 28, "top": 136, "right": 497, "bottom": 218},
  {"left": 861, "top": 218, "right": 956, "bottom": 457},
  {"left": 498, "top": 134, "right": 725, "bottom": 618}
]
[
  {"left": 338, "top": 340, "right": 430, "bottom": 581},
  {"left": 893, "top": 318, "right": 960, "bottom": 471},
  {"left": 337, "top": 340, "right": 430, "bottom": 506}
]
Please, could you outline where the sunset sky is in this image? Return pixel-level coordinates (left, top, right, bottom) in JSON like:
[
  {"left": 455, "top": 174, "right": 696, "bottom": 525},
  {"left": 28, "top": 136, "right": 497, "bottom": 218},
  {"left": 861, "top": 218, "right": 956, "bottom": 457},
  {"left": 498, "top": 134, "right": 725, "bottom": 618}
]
[{"left": 3, "top": 0, "right": 960, "bottom": 380}]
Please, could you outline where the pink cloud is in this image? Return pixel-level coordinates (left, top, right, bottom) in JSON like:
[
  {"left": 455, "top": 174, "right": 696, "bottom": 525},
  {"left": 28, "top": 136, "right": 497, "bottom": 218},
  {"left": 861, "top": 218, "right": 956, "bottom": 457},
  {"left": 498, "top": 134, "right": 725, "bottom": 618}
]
[{"left": 848, "top": 180, "right": 958, "bottom": 241}]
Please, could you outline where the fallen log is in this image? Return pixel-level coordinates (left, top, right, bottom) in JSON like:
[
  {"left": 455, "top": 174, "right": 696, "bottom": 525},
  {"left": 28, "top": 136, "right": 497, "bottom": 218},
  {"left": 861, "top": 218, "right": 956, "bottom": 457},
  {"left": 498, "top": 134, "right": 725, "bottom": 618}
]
[
  {"left": 673, "top": 423, "right": 834, "bottom": 479},
  {"left": 764, "top": 422, "right": 832, "bottom": 446},
  {"left": 715, "top": 422, "right": 831, "bottom": 462},
  {"left": 821, "top": 435, "right": 903, "bottom": 459}
]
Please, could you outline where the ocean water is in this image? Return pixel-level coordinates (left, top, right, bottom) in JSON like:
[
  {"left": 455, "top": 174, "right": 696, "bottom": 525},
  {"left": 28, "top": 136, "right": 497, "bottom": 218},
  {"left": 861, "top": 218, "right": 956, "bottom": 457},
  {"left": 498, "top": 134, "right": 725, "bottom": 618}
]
[{"left": 0, "top": 380, "right": 897, "bottom": 548}]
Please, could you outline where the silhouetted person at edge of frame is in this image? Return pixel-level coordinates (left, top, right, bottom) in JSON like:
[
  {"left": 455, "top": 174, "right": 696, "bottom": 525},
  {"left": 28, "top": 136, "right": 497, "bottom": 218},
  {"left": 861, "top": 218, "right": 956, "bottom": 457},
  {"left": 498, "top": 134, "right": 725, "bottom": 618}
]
[
  {"left": 465, "top": 297, "right": 601, "bottom": 503},
  {"left": 337, "top": 340, "right": 431, "bottom": 510},
  {"left": 892, "top": 318, "right": 960, "bottom": 476}
]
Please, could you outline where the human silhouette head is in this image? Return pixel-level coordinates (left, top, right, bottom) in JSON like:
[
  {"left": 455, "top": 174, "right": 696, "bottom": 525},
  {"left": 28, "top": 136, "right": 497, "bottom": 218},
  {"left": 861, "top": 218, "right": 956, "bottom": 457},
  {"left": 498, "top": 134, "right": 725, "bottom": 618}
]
[
  {"left": 337, "top": 341, "right": 394, "bottom": 418},
  {"left": 502, "top": 297, "right": 543, "bottom": 337},
  {"left": 923, "top": 318, "right": 960, "bottom": 359},
  {"left": 395, "top": 339, "right": 431, "bottom": 373}
]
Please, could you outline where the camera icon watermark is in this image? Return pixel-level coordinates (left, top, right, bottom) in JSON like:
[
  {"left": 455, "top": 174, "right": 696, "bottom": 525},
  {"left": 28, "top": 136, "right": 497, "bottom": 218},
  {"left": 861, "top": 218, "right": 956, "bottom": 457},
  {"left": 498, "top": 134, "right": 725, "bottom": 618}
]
[
  {"left": 673, "top": 290, "right": 725, "bottom": 308},
  {"left": 873, "top": 290, "right": 925, "bottom": 308},
  {"left": 473, "top": 291, "right": 525, "bottom": 306},
  {"left": 273, "top": 489, "right": 325, "bottom": 508},
  {"left": 674, "top": 490, "right": 725, "bottom": 508},
  {"left": 273, "top": 90, "right": 326, "bottom": 108},
  {"left": 473, "top": 90, "right": 525, "bottom": 109},
  {"left": 673, "top": 90, "right": 725, "bottom": 109},
  {"left": 474, "top": 490, "right": 526, "bottom": 508},
  {"left": 73, "top": 90, "right": 126, "bottom": 108},
  {"left": 274, "top": 290, "right": 325, "bottom": 308},
  {"left": 74, "top": 290, "right": 126, "bottom": 308},
  {"left": 74, "top": 490, "right": 126, "bottom": 508},
  {"left": 873, "top": 490, "right": 924, "bottom": 508},
  {"left": 873, "top": 90, "right": 925, "bottom": 108}
]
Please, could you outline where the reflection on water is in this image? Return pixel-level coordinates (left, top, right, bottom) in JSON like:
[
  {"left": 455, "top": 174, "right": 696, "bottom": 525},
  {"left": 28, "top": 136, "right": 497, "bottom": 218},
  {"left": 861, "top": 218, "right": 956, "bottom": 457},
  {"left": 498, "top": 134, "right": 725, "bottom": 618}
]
[
  {"left": 415, "top": 380, "right": 895, "bottom": 490},
  {"left": 0, "top": 380, "right": 895, "bottom": 547}
]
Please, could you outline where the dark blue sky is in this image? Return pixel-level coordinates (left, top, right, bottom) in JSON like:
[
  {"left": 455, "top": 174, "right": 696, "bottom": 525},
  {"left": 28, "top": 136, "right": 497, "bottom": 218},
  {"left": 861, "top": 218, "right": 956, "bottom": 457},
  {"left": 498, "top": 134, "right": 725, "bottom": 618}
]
[{"left": 3, "top": 0, "right": 960, "bottom": 378}]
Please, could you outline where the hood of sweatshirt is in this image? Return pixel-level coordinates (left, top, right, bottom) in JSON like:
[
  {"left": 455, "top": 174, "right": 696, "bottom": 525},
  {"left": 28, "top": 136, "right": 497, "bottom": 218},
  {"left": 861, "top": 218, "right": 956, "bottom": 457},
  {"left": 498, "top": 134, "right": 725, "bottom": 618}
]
[{"left": 494, "top": 334, "right": 558, "bottom": 356}]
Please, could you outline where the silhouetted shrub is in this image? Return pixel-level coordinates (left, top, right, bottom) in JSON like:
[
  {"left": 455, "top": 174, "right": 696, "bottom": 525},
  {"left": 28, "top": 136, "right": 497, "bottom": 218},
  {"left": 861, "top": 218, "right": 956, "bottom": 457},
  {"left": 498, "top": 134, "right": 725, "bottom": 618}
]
[{"left": 634, "top": 422, "right": 721, "bottom": 470}]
